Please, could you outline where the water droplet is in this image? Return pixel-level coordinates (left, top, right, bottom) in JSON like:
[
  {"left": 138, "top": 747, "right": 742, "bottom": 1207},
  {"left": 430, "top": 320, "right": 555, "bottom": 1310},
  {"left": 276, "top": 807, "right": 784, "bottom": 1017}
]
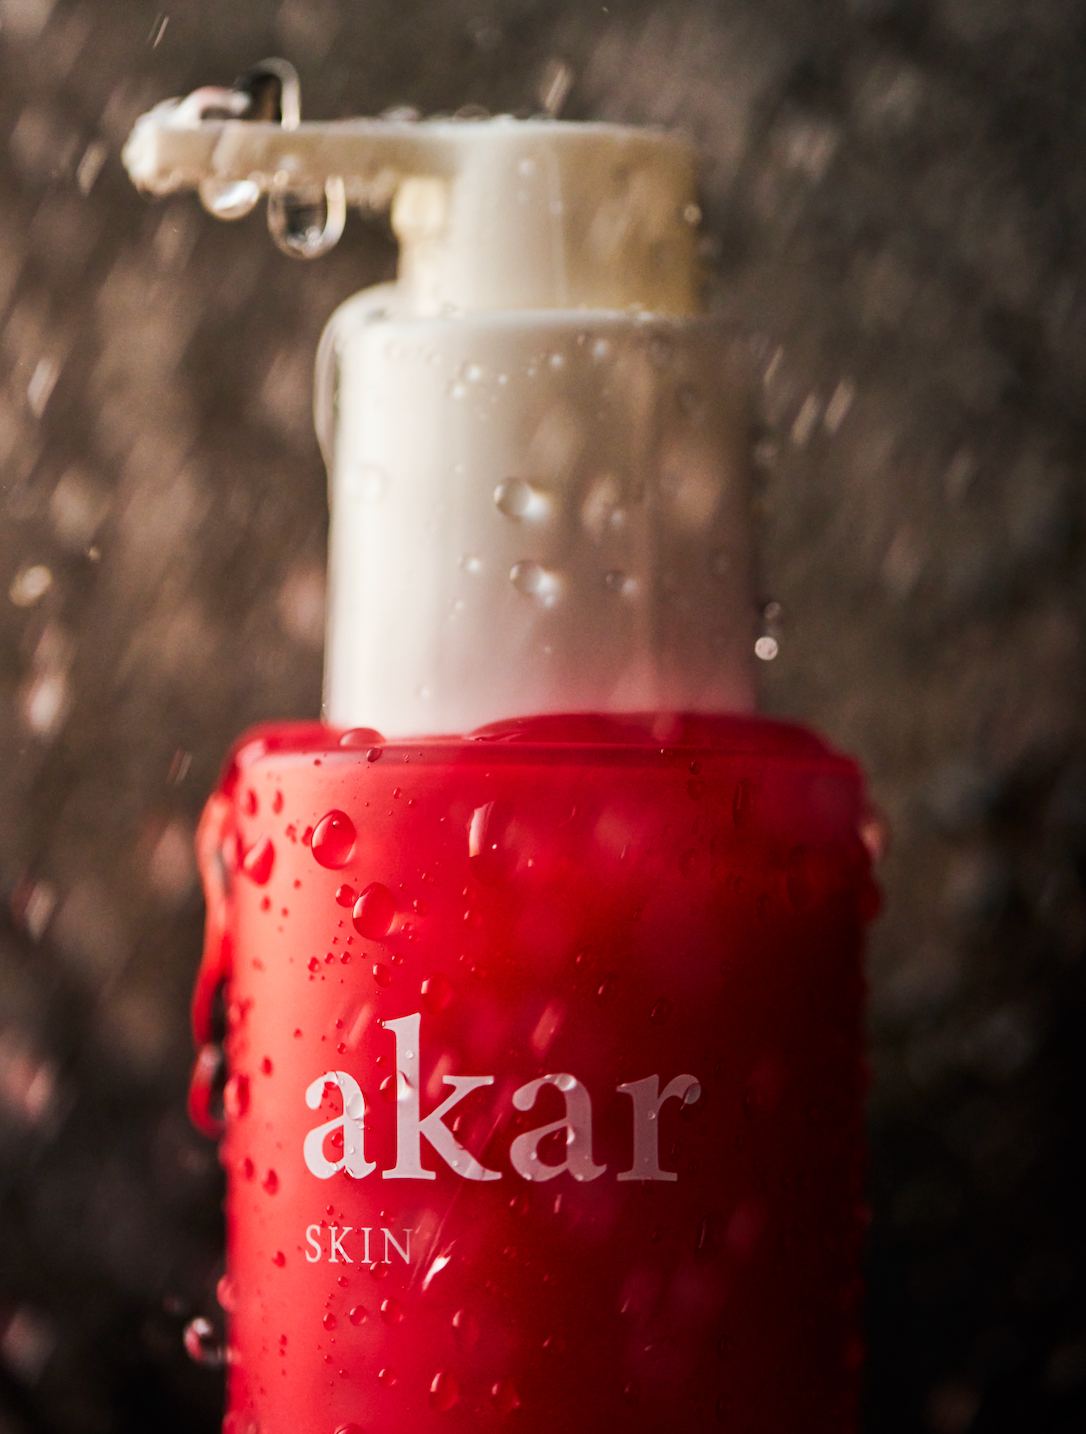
[
  {"left": 183, "top": 1317, "right": 224, "bottom": 1367},
  {"left": 733, "top": 781, "right": 753, "bottom": 828},
  {"left": 451, "top": 1308, "right": 479, "bottom": 1350},
  {"left": 241, "top": 788, "right": 259, "bottom": 816},
  {"left": 340, "top": 727, "right": 385, "bottom": 749},
  {"left": 459, "top": 554, "right": 482, "bottom": 574},
  {"left": 755, "top": 635, "right": 779, "bottom": 661},
  {"left": 494, "top": 479, "right": 549, "bottom": 521},
  {"left": 622, "top": 1379, "right": 641, "bottom": 1405},
  {"left": 267, "top": 177, "right": 347, "bottom": 259},
  {"left": 510, "top": 560, "right": 560, "bottom": 605},
  {"left": 242, "top": 836, "right": 275, "bottom": 885},
  {"left": 373, "top": 963, "right": 391, "bottom": 988},
  {"left": 225, "top": 1073, "right": 250, "bottom": 1118},
  {"left": 380, "top": 1297, "right": 403, "bottom": 1325},
  {"left": 335, "top": 1424, "right": 365, "bottom": 1434},
  {"left": 378, "top": 1366, "right": 396, "bottom": 1387},
  {"left": 429, "top": 1370, "right": 459, "bottom": 1412},
  {"left": 334, "top": 884, "right": 356, "bottom": 909},
  {"left": 379, "top": 1074, "right": 397, "bottom": 1104},
  {"left": 349, "top": 1305, "right": 367, "bottom": 1325},
  {"left": 604, "top": 570, "right": 636, "bottom": 597},
  {"left": 683, "top": 1082, "right": 702, "bottom": 1107},
  {"left": 199, "top": 177, "right": 261, "bottom": 220},
  {"left": 421, "top": 973, "right": 452, "bottom": 1013},
  {"left": 491, "top": 1377, "right": 521, "bottom": 1413},
  {"left": 679, "top": 848, "right": 700, "bottom": 878},
  {"left": 242, "top": 1157, "right": 255, "bottom": 1180},
  {"left": 353, "top": 883, "right": 395, "bottom": 938},
  {"left": 272, "top": 790, "right": 284, "bottom": 814},
  {"left": 649, "top": 998, "right": 673, "bottom": 1027},
  {"left": 596, "top": 974, "right": 618, "bottom": 1005},
  {"left": 308, "top": 957, "right": 320, "bottom": 972},
  {"left": 312, "top": 812, "right": 356, "bottom": 869},
  {"left": 322, "top": 1311, "right": 337, "bottom": 1331},
  {"left": 216, "top": 1275, "right": 236, "bottom": 1311},
  {"left": 262, "top": 1169, "right": 279, "bottom": 1194}
]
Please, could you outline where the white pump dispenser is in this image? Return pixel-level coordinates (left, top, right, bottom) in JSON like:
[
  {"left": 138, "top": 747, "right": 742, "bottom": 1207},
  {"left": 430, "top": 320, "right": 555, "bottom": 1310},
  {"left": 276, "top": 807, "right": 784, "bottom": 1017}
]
[{"left": 124, "top": 74, "right": 756, "bottom": 736}]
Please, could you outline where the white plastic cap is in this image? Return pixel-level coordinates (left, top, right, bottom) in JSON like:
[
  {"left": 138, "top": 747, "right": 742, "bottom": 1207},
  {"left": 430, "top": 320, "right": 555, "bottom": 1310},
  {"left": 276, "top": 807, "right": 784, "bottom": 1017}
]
[{"left": 124, "top": 105, "right": 701, "bottom": 315}]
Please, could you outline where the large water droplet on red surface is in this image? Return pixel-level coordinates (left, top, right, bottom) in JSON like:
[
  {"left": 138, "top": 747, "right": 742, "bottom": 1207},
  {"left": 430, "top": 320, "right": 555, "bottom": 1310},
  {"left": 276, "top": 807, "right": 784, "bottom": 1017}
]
[
  {"left": 491, "top": 1377, "right": 521, "bottom": 1413},
  {"left": 312, "top": 811, "right": 356, "bottom": 869},
  {"left": 451, "top": 1308, "right": 479, "bottom": 1350},
  {"left": 429, "top": 1370, "right": 459, "bottom": 1412},
  {"left": 421, "top": 973, "right": 452, "bottom": 1012},
  {"left": 353, "top": 884, "right": 395, "bottom": 938},
  {"left": 242, "top": 836, "right": 275, "bottom": 885}
]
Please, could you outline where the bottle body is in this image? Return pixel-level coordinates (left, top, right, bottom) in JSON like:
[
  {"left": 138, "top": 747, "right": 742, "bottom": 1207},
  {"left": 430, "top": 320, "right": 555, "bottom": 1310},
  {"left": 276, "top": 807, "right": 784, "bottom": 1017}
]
[{"left": 196, "top": 713, "right": 874, "bottom": 1434}]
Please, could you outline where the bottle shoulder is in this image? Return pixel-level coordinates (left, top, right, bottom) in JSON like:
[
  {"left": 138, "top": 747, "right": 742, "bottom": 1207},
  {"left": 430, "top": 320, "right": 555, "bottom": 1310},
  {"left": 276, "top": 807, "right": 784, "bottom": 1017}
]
[{"left": 219, "top": 712, "right": 863, "bottom": 784}]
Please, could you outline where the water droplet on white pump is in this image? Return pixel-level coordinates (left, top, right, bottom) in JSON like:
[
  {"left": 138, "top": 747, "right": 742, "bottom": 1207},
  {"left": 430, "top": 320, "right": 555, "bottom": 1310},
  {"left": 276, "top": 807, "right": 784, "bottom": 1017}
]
[
  {"left": 604, "top": 570, "right": 637, "bottom": 597},
  {"left": 494, "top": 479, "right": 550, "bottom": 521},
  {"left": 199, "top": 178, "right": 261, "bottom": 220},
  {"left": 510, "top": 561, "right": 561, "bottom": 605},
  {"left": 268, "top": 178, "right": 346, "bottom": 259}
]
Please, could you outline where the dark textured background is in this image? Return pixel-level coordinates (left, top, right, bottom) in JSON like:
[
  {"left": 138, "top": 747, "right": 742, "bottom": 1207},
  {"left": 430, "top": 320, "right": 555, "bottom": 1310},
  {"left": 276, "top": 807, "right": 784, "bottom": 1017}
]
[{"left": 0, "top": 1, "right": 1083, "bottom": 1430}]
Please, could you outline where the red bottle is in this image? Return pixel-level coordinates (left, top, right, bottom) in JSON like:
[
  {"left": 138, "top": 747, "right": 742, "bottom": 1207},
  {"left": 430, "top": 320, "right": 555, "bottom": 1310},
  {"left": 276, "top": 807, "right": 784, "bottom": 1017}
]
[{"left": 125, "top": 63, "right": 878, "bottom": 1434}]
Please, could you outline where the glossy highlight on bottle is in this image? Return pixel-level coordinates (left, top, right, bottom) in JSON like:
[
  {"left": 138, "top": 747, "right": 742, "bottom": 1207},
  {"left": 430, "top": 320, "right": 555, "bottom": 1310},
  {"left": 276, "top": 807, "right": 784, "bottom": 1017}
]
[{"left": 196, "top": 713, "right": 876, "bottom": 1434}]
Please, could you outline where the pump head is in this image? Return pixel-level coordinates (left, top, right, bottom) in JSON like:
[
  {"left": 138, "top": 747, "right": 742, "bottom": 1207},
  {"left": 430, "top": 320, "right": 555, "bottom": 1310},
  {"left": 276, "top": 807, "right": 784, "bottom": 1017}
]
[{"left": 123, "top": 61, "right": 703, "bottom": 316}]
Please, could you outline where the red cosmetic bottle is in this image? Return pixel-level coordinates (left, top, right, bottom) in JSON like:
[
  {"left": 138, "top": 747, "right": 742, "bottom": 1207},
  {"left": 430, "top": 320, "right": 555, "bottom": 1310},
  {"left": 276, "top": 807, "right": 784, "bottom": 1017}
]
[{"left": 125, "top": 63, "right": 878, "bottom": 1434}]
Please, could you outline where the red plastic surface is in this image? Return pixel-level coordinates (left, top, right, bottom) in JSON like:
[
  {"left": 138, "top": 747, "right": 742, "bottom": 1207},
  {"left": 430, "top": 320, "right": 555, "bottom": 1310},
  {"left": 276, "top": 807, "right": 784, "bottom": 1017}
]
[{"left": 196, "top": 714, "right": 876, "bottom": 1434}]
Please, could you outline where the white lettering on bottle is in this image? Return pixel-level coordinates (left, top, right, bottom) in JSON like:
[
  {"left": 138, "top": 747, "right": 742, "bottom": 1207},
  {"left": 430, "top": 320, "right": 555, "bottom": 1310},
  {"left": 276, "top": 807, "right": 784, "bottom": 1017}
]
[
  {"left": 305, "top": 1224, "right": 322, "bottom": 1262},
  {"left": 616, "top": 1074, "right": 702, "bottom": 1181},
  {"left": 329, "top": 1226, "right": 353, "bottom": 1262},
  {"left": 382, "top": 1228, "right": 412, "bottom": 1264},
  {"left": 381, "top": 1013, "right": 501, "bottom": 1181},
  {"left": 303, "top": 1070, "right": 375, "bottom": 1179},
  {"left": 509, "top": 1073, "right": 606, "bottom": 1182}
]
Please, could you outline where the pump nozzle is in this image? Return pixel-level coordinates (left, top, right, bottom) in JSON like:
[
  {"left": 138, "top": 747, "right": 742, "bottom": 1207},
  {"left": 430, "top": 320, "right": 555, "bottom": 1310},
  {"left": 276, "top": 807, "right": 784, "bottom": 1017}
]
[{"left": 123, "top": 64, "right": 703, "bottom": 314}]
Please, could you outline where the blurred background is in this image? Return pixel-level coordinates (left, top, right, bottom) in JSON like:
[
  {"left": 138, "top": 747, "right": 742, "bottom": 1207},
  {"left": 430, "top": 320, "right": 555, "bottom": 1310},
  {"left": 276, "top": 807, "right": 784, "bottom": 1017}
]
[{"left": 0, "top": 0, "right": 1083, "bottom": 1430}]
